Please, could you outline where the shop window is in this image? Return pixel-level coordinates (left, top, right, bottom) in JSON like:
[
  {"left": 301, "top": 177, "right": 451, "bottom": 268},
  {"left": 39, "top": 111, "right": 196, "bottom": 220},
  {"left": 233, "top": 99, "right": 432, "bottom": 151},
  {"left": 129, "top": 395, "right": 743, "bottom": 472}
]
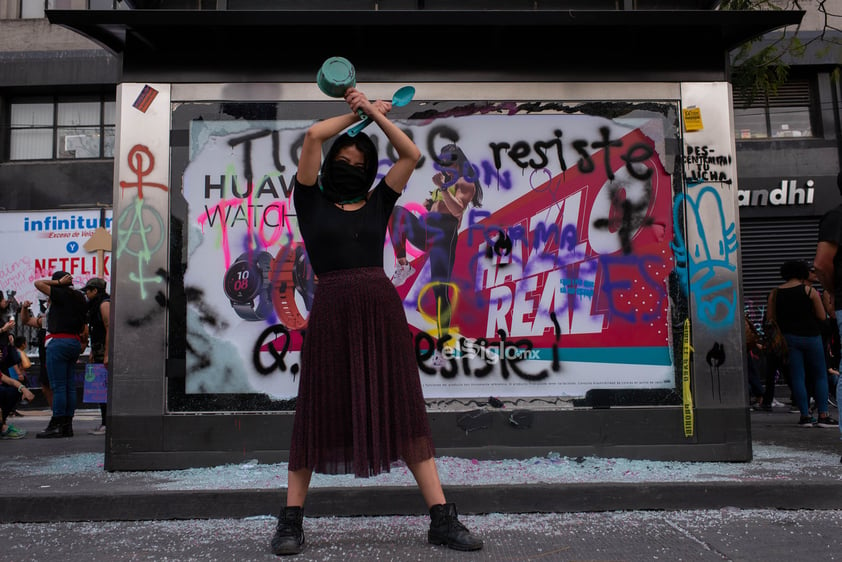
[
  {"left": 18, "top": 0, "right": 44, "bottom": 18},
  {"left": 9, "top": 97, "right": 115, "bottom": 161},
  {"left": 47, "top": 0, "right": 98, "bottom": 9},
  {"left": 733, "top": 80, "right": 815, "bottom": 140},
  {"left": 1, "top": 0, "right": 119, "bottom": 17}
]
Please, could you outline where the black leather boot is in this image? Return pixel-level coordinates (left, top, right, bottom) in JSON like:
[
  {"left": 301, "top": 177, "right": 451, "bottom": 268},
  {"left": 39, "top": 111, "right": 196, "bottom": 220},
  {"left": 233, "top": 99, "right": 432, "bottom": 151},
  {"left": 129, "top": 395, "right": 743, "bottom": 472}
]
[
  {"left": 36, "top": 416, "right": 63, "bottom": 439},
  {"left": 61, "top": 416, "right": 74, "bottom": 437},
  {"left": 428, "top": 503, "right": 483, "bottom": 551},
  {"left": 271, "top": 506, "right": 305, "bottom": 556}
]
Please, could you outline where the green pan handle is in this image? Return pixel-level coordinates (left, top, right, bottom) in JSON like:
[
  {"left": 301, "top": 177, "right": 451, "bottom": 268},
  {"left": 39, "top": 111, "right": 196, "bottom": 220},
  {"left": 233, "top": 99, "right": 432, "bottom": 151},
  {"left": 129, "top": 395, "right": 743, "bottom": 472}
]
[
  {"left": 347, "top": 116, "right": 372, "bottom": 137},
  {"left": 347, "top": 86, "right": 415, "bottom": 137}
]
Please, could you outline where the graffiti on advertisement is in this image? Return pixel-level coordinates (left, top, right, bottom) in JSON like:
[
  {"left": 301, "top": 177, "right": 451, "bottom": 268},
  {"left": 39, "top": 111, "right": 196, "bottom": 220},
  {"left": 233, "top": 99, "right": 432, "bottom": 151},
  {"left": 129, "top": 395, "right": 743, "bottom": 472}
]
[{"left": 181, "top": 106, "right": 681, "bottom": 399}]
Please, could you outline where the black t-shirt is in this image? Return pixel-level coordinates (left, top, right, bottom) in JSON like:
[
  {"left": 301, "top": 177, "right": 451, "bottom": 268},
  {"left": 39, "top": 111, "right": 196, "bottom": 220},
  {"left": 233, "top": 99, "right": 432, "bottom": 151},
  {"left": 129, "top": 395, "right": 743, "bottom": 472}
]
[
  {"left": 87, "top": 295, "right": 110, "bottom": 345},
  {"left": 818, "top": 204, "right": 842, "bottom": 306},
  {"left": 0, "top": 338, "right": 18, "bottom": 375},
  {"left": 293, "top": 177, "right": 400, "bottom": 276},
  {"left": 775, "top": 285, "right": 821, "bottom": 337},
  {"left": 46, "top": 286, "right": 87, "bottom": 335}
]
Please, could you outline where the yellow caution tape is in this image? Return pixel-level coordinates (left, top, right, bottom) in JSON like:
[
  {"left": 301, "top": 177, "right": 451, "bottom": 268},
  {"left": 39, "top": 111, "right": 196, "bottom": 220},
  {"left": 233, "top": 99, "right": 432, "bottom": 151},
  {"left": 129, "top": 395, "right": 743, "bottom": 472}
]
[{"left": 682, "top": 318, "right": 695, "bottom": 437}]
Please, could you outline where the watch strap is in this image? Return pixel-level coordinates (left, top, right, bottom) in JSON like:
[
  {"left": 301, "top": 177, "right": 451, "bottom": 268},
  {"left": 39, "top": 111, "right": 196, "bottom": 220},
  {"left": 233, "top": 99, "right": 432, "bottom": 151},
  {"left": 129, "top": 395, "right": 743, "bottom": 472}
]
[{"left": 272, "top": 245, "right": 309, "bottom": 330}]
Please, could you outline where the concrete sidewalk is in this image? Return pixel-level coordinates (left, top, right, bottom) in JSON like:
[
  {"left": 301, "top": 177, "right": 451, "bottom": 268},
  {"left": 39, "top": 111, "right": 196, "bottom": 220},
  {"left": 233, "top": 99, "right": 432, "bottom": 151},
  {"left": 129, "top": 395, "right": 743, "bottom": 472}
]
[{"left": 1, "top": 406, "right": 841, "bottom": 523}]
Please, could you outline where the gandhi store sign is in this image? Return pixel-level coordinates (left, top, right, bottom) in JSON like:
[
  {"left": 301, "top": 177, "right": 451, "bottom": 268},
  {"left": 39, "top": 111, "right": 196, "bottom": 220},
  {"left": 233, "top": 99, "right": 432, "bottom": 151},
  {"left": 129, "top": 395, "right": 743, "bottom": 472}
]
[{"left": 738, "top": 179, "right": 815, "bottom": 208}]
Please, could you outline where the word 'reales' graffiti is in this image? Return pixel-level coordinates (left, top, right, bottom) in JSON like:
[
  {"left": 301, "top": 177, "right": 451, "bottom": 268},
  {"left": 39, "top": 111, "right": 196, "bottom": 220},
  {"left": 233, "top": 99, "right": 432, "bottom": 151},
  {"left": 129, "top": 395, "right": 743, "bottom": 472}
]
[
  {"left": 672, "top": 185, "right": 738, "bottom": 329},
  {"left": 410, "top": 125, "right": 667, "bottom": 380},
  {"left": 199, "top": 130, "right": 295, "bottom": 269},
  {"left": 116, "top": 144, "right": 168, "bottom": 299},
  {"left": 682, "top": 145, "right": 732, "bottom": 184}
]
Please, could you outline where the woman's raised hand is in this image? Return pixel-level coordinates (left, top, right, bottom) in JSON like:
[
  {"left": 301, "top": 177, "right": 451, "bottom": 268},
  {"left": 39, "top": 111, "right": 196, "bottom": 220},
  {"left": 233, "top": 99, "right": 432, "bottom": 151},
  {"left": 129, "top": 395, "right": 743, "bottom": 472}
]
[
  {"left": 344, "top": 87, "right": 371, "bottom": 116},
  {"left": 345, "top": 88, "right": 390, "bottom": 118},
  {"left": 372, "top": 99, "right": 392, "bottom": 116}
]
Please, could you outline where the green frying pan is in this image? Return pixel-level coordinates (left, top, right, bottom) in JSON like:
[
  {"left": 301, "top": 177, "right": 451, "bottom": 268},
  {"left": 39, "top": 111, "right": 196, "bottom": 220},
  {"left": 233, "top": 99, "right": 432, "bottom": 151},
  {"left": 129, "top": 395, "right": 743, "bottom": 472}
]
[{"left": 317, "top": 56, "right": 366, "bottom": 119}]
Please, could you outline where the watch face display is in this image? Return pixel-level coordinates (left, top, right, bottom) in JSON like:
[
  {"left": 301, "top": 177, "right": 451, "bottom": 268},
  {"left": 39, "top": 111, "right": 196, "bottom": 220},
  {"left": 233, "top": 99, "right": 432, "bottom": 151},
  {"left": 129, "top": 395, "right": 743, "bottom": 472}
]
[{"left": 224, "top": 261, "right": 263, "bottom": 302}]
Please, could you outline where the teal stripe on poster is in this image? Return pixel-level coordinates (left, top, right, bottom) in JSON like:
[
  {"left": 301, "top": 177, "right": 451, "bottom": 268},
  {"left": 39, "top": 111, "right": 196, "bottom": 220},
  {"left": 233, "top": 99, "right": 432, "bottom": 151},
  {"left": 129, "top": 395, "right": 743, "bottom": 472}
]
[{"left": 531, "top": 347, "right": 672, "bottom": 365}]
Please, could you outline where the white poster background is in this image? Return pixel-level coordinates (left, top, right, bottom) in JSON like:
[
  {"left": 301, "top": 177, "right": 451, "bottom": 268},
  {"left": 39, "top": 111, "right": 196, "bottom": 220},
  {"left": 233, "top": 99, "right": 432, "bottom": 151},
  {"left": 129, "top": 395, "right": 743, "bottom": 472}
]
[{"left": 0, "top": 209, "right": 113, "bottom": 308}]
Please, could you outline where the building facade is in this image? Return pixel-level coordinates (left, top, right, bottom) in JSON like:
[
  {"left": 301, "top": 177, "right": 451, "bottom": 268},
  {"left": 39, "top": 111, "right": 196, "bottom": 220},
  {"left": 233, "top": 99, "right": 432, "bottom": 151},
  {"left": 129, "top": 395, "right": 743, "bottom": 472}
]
[{"left": 0, "top": 2, "right": 816, "bottom": 470}]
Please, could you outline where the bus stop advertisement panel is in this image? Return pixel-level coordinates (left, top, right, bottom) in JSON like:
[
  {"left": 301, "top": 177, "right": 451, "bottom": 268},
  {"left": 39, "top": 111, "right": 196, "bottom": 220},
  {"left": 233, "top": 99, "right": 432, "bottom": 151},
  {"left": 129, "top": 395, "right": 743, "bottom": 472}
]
[{"left": 106, "top": 81, "right": 747, "bottom": 469}]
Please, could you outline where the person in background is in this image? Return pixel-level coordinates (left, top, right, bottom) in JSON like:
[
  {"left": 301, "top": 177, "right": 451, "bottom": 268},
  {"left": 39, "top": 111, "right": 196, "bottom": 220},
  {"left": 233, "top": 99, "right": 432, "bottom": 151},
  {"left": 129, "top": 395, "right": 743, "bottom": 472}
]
[
  {"left": 0, "top": 293, "right": 9, "bottom": 322},
  {"left": 11, "top": 336, "right": 31, "bottom": 411},
  {"left": 14, "top": 336, "right": 31, "bottom": 373},
  {"left": 807, "top": 264, "right": 839, "bottom": 409},
  {"left": 32, "top": 271, "right": 87, "bottom": 439},
  {"left": 270, "top": 87, "right": 482, "bottom": 556},
  {"left": 1, "top": 373, "right": 35, "bottom": 439},
  {"left": 0, "top": 315, "right": 17, "bottom": 416},
  {"left": 1, "top": 333, "right": 35, "bottom": 439},
  {"left": 747, "top": 310, "right": 785, "bottom": 412},
  {"left": 0, "top": 316, "right": 14, "bottom": 339},
  {"left": 745, "top": 313, "right": 766, "bottom": 409},
  {"left": 769, "top": 260, "right": 837, "bottom": 428},
  {"left": 20, "top": 299, "right": 52, "bottom": 407},
  {"left": 83, "top": 278, "right": 110, "bottom": 436},
  {"left": 813, "top": 178, "right": 842, "bottom": 446}
]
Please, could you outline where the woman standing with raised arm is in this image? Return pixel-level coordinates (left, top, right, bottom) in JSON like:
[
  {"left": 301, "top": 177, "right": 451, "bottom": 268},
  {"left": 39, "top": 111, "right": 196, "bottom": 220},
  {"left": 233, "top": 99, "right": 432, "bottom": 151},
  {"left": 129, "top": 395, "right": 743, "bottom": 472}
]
[{"left": 270, "top": 88, "right": 483, "bottom": 556}]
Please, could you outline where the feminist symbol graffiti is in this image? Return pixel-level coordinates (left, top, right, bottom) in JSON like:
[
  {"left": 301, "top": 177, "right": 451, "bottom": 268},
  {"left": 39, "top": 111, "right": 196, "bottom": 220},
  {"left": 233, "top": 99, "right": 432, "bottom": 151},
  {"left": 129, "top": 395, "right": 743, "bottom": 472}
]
[
  {"left": 116, "top": 144, "right": 168, "bottom": 298},
  {"left": 116, "top": 197, "right": 165, "bottom": 299},
  {"left": 119, "top": 144, "right": 168, "bottom": 199}
]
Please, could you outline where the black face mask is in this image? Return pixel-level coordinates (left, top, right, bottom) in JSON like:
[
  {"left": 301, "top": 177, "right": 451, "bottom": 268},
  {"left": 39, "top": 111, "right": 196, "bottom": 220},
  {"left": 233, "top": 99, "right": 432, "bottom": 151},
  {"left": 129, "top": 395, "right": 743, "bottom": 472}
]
[{"left": 320, "top": 160, "right": 370, "bottom": 204}]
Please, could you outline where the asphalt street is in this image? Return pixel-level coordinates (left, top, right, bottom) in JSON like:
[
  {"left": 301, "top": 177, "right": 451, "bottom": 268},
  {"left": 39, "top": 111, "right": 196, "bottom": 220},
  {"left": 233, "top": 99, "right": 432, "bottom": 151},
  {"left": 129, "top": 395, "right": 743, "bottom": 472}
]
[
  {"left": 1, "top": 404, "right": 841, "bottom": 561},
  {"left": 2, "top": 509, "right": 842, "bottom": 561}
]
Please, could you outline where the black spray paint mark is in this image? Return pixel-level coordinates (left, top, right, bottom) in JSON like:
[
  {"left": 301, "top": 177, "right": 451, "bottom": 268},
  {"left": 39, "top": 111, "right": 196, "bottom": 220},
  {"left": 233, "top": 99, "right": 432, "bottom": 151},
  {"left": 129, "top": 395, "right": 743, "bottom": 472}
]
[
  {"left": 508, "top": 410, "right": 533, "bottom": 430},
  {"left": 706, "top": 342, "right": 726, "bottom": 401},
  {"left": 550, "top": 311, "right": 562, "bottom": 372},
  {"left": 456, "top": 410, "right": 493, "bottom": 434},
  {"left": 253, "top": 324, "right": 299, "bottom": 380},
  {"left": 592, "top": 180, "right": 655, "bottom": 255}
]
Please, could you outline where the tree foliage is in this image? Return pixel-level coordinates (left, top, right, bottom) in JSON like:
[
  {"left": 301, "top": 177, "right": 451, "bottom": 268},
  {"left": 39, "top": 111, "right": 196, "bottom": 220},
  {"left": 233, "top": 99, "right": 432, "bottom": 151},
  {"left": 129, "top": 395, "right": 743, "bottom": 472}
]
[{"left": 721, "top": 0, "right": 841, "bottom": 106}]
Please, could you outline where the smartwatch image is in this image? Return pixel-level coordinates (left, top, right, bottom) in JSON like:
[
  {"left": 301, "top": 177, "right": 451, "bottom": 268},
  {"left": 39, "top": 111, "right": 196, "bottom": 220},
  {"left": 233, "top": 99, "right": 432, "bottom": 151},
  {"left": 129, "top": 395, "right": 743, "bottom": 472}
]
[
  {"left": 223, "top": 250, "right": 274, "bottom": 321},
  {"left": 271, "top": 244, "right": 316, "bottom": 331}
]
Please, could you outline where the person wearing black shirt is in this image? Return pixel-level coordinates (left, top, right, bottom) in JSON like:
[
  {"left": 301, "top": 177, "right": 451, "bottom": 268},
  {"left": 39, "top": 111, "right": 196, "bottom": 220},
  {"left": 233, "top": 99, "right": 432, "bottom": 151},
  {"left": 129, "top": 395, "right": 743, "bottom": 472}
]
[
  {"left": 270, "top": 88, "right": 482, "bottom": 556},
  {"left": 32, "top": 271, "right": 87, "bottom": 438},
  {"left": 768, "top": 260, "right": 837, "bottom": 428},
  {"left": 19, "top": 299, "right": 51, "bottom": 407},
  {"left": 83, "top": 278, "right": 110, "bottom": 435},
  {"left": 814, "top": 178, "right": 842, "bottom": 442}
]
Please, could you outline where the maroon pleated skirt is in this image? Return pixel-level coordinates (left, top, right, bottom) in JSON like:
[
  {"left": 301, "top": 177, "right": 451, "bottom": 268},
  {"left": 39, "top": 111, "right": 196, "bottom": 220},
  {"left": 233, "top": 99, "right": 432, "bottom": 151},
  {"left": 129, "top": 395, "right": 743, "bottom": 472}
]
[{"left": 288, "top": 267, "right": 435, "bottom": 477}]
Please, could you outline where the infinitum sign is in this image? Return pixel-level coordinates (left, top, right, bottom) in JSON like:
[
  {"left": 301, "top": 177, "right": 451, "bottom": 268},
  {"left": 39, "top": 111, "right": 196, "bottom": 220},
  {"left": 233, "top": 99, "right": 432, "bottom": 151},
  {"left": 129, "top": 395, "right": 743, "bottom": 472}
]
[{"left": 0, "top": 209, "right": 113, "bottom": 306}]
